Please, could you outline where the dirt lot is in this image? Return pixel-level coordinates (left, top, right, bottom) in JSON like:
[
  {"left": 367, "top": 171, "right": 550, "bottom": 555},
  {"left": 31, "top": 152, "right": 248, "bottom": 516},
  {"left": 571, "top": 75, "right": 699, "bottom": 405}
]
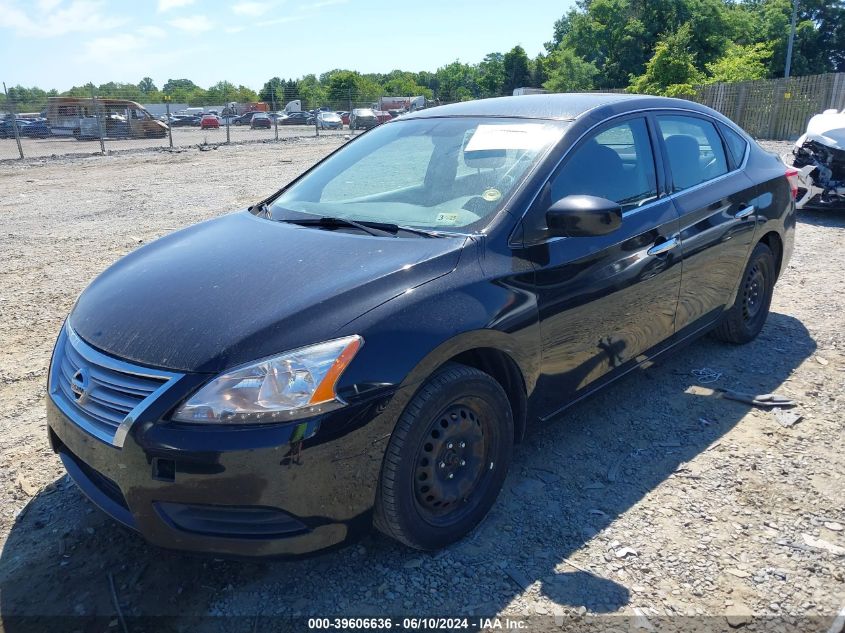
[{"left": 0, "top": 138, "right": 843, "bottom": 632}]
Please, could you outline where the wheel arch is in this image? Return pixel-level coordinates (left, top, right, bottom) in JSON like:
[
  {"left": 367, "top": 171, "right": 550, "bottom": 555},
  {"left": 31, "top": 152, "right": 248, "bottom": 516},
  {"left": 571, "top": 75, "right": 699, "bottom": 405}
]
[
  {"left": 397, "top": 330, "right": 533, "bottom": 445},
  {"left": 758, "top": 230, "right": 784, "bottom": 279}
]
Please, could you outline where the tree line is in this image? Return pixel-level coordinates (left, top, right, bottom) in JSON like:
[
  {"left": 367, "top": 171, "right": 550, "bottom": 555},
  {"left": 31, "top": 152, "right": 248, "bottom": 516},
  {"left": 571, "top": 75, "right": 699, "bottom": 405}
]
[{"left": 2, "top": 0, "right": 843, "bottom": 113}]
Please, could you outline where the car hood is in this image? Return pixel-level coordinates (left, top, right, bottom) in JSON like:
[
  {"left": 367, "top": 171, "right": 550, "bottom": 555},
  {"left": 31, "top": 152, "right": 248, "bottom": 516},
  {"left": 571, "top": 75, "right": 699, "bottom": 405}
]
[{"left": 70, "top": 211, "right": 467, "bottom": 373}]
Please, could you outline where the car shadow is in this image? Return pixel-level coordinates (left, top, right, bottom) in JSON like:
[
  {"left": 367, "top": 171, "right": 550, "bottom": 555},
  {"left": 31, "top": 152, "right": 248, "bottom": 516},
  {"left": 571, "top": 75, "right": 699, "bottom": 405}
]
[
  {"left": 0, "top": 312, "right": 815, "bottom": 631},
  {"left": 797, "top": 207, "right": 845, "bottom": 229}
]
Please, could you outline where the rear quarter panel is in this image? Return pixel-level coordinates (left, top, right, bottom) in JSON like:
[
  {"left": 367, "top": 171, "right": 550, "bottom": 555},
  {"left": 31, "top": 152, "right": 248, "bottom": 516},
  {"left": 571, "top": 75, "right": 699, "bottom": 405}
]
[{"left": 745, "top": 144, "right": 797, "bottom": 277}]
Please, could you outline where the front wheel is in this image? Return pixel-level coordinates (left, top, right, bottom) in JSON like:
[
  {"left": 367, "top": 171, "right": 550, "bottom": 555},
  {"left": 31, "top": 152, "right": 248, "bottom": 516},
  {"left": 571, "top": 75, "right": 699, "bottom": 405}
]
[
  {"left": 374, "top": 363, "right": 513, "bottom": 550},
  {"left": 712, "top": 242, "right": 776, "bottom": 344}
]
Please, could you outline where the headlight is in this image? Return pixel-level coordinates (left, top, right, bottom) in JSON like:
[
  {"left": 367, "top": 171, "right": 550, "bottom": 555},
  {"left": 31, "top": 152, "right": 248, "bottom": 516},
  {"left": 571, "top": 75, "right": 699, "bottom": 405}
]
[{"left": 172, "top": 336, "right": 363, "bottom": 424}]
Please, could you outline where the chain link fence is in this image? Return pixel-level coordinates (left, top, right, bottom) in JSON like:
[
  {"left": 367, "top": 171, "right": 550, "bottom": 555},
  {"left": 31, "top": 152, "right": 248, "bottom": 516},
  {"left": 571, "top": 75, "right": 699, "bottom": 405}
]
[
  {"left": 4, "top": 73, "right": 844, "bottom": 160},
  {"left": 0, "top": 86, "right": 432, "bottom": 161}
]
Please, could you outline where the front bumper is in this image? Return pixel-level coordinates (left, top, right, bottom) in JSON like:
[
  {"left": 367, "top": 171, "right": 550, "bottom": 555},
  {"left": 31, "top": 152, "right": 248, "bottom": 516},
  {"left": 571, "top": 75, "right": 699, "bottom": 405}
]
[{"left": 47, "top": 378, "right": 404, "bottom": 557}]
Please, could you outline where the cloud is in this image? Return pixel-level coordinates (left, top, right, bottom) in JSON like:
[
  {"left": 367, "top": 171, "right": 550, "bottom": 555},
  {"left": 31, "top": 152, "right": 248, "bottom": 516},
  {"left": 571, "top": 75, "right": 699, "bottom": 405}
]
[
  {"left": 80, "top": 33, "right": 146, "bottom": 61},
  {"left": 261, "top": 14, "right": 306, "bottom": 26},
  {"left": 310, "top": 0, "right": 346, "bottom": 7},
  {"left": 136, "top": 25, "right": 167, "bottom": 39},
  {"left": 168, "top": 14, "right": 214, "bottom": 32},
  {"left": 232, "top": 1, "right": 274, "bottom": 16},
  {"left": 157, "top": 0, "right": 195, "bottom": 11},
  {"left": 78, "top": 26, "right": 168, "bottom": 62},
  {"left": 225, "top": 25, "right": 246, "bottom": 33},
  {"left": 0, "top": 0, "right": 128, "bottom": 38},
  {"left": 36, "top": 0, "right": 63, "bottom": 11}
]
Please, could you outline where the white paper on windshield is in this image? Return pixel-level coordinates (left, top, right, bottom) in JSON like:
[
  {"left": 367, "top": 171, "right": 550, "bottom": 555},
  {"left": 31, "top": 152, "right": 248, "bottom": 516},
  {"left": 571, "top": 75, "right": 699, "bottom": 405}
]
[{"left": 464, "top": 124, "right": 547, "bottom": 151}]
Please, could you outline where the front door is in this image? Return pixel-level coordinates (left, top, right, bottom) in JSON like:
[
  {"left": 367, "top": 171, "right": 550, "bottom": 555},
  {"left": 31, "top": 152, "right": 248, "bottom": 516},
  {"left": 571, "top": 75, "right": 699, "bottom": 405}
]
[{"left": 520, "top": 116, "right": 682, "bottom": 420}]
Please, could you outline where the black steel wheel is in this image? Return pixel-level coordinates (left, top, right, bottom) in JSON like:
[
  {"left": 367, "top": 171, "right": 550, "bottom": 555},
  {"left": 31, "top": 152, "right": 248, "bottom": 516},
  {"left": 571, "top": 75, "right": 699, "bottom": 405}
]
[
  {"left": 741, "top": 261, "right": 766, "bottom": 323},
  {"left": 374, "top": 363, "right": 513, "bottom": 550},
  {"left": 712, "top": 242, "right": 775, "bottom": 344},
  {"left": 413, "top": 400, "right": 492, "bottom": 525}
]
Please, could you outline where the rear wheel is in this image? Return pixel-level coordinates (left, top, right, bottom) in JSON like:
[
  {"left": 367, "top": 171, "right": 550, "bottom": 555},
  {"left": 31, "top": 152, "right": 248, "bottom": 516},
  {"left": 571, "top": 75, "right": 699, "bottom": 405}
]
[
  {"left": 712, "top": 242, "right": 776, "bottom": 344},
  {"left": 374, "top": 363, "right": 513, "bottom": 550}
]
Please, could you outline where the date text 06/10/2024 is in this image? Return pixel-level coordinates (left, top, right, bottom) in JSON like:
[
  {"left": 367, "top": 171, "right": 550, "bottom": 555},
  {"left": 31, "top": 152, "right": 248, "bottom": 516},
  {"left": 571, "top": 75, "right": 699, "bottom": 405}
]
[{"left": 307, "top": 617, "right": 527, "bottom": 630}]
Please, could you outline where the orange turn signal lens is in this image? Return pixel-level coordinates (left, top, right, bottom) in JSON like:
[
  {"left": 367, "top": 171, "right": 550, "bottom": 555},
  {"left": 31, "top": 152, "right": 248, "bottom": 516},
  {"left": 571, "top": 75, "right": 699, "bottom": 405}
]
[{"left": 308, "top": 336, "right": 363, "bottom": 405}]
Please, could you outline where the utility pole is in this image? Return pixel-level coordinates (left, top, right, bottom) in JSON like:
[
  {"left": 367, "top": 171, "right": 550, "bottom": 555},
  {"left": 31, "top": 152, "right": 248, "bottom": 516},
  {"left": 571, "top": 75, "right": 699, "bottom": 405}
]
[
  {"left": 272, "top": 89, "right": 279, "bottom": 140},
  {"left": 163, "top": 95, "right": 173, "bottom": 148},
  {"left": 226, "top": 103, "right": 231, "bottom": 144},
  {"left": 90, "top": 83, "right": 105, "bottom": 154},
  {"left": 3, "top": 82, "right": 24, "bottom": 160},
  {"left": 785, "top": 0, "right": 799, "bottom": 79}
]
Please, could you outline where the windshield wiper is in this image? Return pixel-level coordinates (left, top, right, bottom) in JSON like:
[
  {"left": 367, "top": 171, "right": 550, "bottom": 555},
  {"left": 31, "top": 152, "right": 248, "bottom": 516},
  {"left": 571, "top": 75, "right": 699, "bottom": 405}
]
[
  {"left": 279, "top": 216, "right": 395, "bottom": 237},
  {"left": 393, "top": 225, "right": 445, "bottom": 238},
  {"left": 279, "top": 216, "right": 445, "bottom": 238},
  {"left": 251, "top": 200, "right": 272, "bottom": 218}
]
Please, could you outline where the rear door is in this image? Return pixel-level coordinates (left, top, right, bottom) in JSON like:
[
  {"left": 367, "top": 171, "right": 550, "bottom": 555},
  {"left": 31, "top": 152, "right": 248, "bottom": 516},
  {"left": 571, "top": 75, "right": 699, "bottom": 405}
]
[
  {"left": 654, "top": 113, "right": 758, "bottom": 338},
  {"left": 519, "top": 115, "right": 683, "bottom": 419}
]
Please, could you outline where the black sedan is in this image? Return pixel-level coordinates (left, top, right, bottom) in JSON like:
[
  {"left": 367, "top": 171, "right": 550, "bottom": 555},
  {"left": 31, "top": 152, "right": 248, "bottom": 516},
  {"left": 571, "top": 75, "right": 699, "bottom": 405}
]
[
  {"left": 232, "top": 112, "right": 258, "bottom": 125},
  {"left": 0, "top": 118, "right": 32, "bottom": 138},
  {"left": 46, "top": 94, "right": 795, "bottom": 557},
  {"left": 250, "top": 113, "right": 272, "bottom": 129},
  {"left": 19, "top": 119, "right": 52, "bottom": 138},
  {"left": 349, "top": 107, "right": 378, "bottom": 130},
  {"left": 278, "top": 111, "right": 311, "bottom": 126},
  {"left": 169, "top": 115, "right": 201, "bottom": 127}
]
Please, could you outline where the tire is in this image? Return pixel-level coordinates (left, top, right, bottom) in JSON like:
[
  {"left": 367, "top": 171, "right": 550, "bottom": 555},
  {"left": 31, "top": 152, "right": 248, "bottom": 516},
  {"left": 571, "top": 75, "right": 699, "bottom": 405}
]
[
  {"left": 712, "top": 242, "right": 776, "bottom": 344},
  {"left": 374, "top": 363, "right": 513, "bottom": 550}
]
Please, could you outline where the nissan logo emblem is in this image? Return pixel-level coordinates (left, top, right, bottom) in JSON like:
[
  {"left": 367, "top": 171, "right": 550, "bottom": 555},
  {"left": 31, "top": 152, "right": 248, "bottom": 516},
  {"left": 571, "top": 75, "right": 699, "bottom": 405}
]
[{"left": 70, "top": 367, "right": 91, "bottom": 405}]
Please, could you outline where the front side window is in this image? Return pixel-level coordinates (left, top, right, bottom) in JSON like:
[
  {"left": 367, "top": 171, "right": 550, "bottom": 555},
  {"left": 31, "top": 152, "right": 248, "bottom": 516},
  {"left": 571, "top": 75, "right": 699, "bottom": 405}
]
[
  {"left": 270, "top": 117, "right": 567, "bottom": 231},
  {"left": 657, "top": 115, "right": 728, "bottom": 191},
  {"left": 549, "top": 117, "right": 658, "bottom": 211}
]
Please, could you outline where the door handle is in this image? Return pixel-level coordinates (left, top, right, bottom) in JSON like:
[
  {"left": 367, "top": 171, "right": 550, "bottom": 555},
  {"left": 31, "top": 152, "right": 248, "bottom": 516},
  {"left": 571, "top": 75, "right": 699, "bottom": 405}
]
[
  {"left": 734, "top": 205, "right": 755, "bottom": 220},
  {"left": 647, "top": 237, "right": 679, "bottom": 257}
]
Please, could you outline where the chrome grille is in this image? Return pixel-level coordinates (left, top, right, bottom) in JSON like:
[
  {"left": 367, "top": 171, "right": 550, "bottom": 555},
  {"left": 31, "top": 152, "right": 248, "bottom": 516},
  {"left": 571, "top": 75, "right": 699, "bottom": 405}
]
[{"left": 49, "top": 325, "right": 182, "bottom": 446}]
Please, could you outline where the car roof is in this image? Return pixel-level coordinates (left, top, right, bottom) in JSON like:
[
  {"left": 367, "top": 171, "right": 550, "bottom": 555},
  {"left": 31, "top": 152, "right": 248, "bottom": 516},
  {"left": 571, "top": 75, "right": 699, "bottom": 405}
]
[{"left": 402, "top": 93, "right": 711, "bottom": 121}]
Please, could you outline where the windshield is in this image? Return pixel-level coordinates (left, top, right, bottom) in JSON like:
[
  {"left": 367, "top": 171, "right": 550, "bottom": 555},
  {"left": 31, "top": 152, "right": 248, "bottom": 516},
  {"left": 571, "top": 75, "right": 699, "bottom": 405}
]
[{"left": 270, "top": 117, "right": 567, "bottom": 231}]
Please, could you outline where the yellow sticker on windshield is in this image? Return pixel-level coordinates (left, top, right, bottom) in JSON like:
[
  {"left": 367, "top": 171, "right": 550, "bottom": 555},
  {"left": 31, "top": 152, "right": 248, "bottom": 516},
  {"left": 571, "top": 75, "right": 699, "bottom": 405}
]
[
  {"left": 482, "top": 188, "right": 502, "bottom": 202},
  {"left": 436, "top": 213, "right": 459, "bottom": 225}
]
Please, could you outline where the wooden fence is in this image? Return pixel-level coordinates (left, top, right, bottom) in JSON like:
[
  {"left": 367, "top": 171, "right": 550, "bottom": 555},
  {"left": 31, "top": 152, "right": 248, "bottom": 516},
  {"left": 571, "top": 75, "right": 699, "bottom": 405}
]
[{"left": 689, "top": 73, "right": 845, "bottom": 140}]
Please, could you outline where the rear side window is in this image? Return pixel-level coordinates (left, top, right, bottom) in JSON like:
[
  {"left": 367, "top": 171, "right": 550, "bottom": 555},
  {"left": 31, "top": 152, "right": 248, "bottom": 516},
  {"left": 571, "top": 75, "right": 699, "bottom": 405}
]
[
  {"left": 719, "top": 123, "right": 748, "bottom": 167},
  {"left": 550, "top": 117, "right": 658, "bottom": 211},
  {"left": 656, "top": 115, "right": 729, "bottom": 191}
]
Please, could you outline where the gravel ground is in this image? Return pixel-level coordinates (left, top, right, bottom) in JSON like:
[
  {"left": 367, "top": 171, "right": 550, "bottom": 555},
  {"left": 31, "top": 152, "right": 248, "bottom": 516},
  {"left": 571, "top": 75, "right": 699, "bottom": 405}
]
[{"left": 0, "top": 138, "right": 843, "bottom": 632}]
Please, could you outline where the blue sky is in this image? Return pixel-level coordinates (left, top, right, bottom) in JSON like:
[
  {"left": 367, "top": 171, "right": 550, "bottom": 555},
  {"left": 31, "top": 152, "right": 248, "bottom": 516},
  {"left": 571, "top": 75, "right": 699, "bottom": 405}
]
[{"left": 0, "top": 0, "right": 575, "bottom": 91}]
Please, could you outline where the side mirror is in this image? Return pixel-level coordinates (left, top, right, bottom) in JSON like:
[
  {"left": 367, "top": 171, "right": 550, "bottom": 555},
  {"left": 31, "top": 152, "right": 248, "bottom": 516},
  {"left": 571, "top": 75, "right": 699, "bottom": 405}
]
[{"left": 546, "top": 195, "right": 622, "bottom": 238}]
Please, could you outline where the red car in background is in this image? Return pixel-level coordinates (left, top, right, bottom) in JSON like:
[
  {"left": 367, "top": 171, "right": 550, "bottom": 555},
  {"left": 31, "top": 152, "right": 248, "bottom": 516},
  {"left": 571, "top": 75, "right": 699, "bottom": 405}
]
[
  {"left": 374, "top": 110, "right": 392, "bottom": 124},
  {"left": 200, "top": 115, "right": 220, "bottom": 129},
  {"left": 338, "top": 111, "right": 350, "bottom": 126}
]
